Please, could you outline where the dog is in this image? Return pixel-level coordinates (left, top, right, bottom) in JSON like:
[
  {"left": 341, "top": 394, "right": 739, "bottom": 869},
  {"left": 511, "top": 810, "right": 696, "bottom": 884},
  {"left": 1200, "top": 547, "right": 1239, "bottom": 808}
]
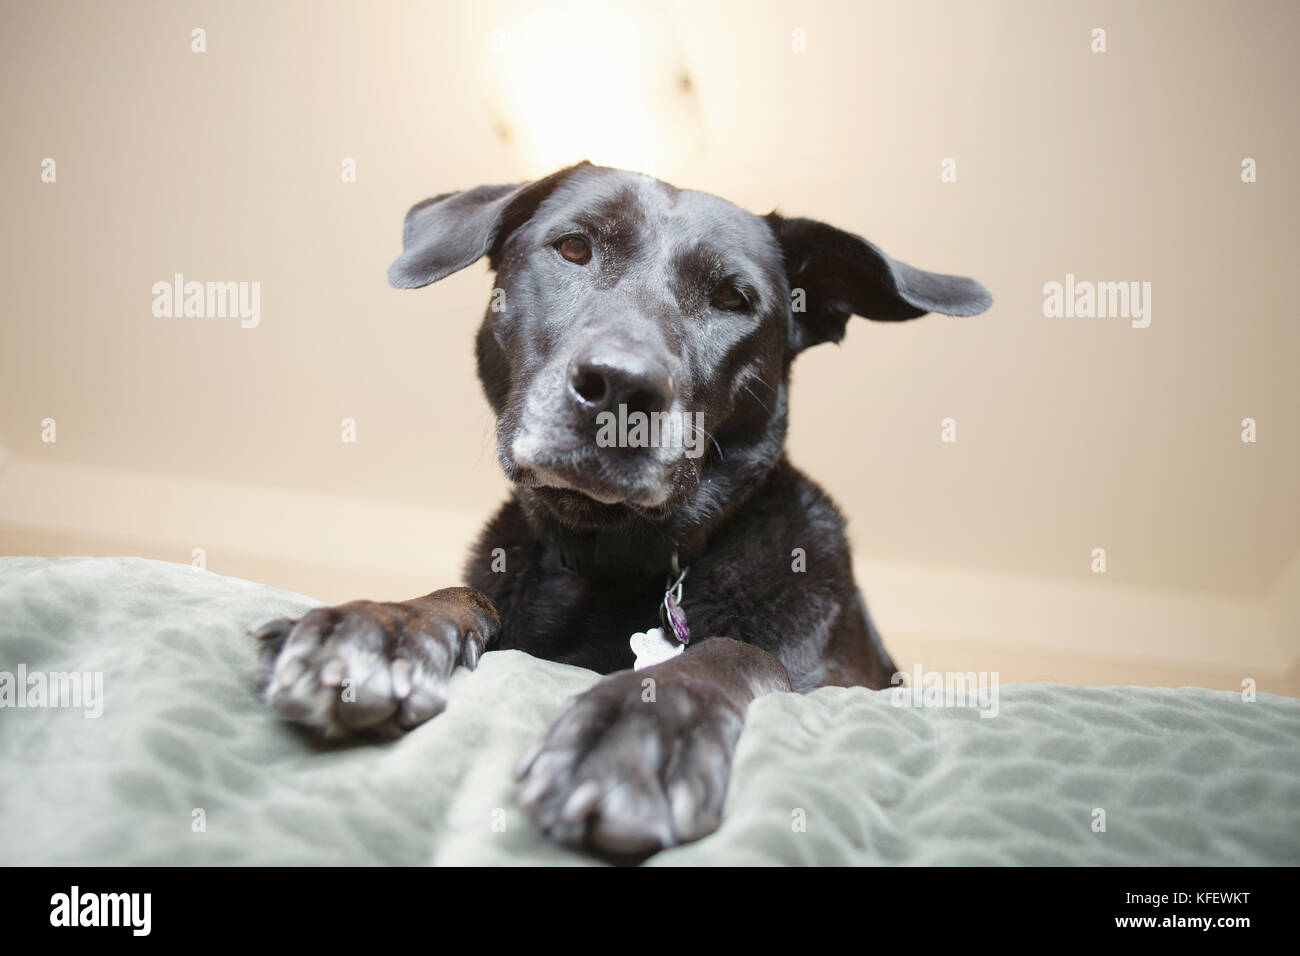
[{"left": 253, "top": 161, "right": 991, "bottom": 856}]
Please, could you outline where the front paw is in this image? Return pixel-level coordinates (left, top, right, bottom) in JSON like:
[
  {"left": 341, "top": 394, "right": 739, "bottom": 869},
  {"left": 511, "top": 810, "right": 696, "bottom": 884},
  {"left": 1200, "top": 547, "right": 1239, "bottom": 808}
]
[
  {"left": 251, "top": 593, "right": 494, "bottom": 738},
  {"left": 514, "top": 670, "right": 744, "bottom": 857}
]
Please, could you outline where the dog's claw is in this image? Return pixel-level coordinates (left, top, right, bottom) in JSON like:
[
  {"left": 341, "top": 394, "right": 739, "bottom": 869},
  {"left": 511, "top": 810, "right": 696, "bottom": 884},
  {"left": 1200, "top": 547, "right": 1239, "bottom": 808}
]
[
  {"left": 519, "top": 775, "right": 551, "bottom": 809},
  {"left": 560, "top": 780, "right": 603, "bottom": 823},
  {"left": 390, "top": 657, "right": 413, "bottom": 699},
  {"left": 250, "top": 617, "right": 293, "bottom": 642},
  {"left": 462, "top": 631, "right": 484, "bottom": 671},
  {"left": 513, "top": 742, "right": 544, "bottom": 782},
  {"left": 319, "top": 657, "right": 346, "bottom": 688},
  {"left": 277, "top": 656, "right": 306, "bottom": 688},
  {"left": 667, "top": 780, "right": 698, "bottom": 838}
]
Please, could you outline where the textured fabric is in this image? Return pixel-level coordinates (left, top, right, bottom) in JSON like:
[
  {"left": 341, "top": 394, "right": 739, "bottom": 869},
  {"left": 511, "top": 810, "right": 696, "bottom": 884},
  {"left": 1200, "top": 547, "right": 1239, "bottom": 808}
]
[{"left": 1, "top": 556, "right": 1296, "bottom": 866}]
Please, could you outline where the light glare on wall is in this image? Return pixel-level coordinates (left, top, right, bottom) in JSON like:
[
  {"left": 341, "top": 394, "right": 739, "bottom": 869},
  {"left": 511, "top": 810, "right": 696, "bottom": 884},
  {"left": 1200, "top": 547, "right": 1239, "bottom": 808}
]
[{"left": 489, "top": 1, "right": 702, "bottom": 178}]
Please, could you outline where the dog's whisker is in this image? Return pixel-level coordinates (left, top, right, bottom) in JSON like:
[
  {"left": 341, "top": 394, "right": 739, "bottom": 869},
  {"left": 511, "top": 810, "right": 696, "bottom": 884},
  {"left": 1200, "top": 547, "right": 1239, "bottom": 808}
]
[
  {"left": 685, "top": 420, "right": 724, "bottom": 461},
  {"left": 740, "top": 383, "right": 772, "bottom": 416}
]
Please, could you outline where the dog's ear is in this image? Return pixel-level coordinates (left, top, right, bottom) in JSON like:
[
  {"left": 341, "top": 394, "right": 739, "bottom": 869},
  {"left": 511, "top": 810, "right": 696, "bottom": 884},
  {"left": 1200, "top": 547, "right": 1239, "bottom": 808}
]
[
  {"left": 388, "top": 162, "right": 590, "bottom": 289},
  {"left": 764, "top": 213, "right": 992, "bottom": 351}
]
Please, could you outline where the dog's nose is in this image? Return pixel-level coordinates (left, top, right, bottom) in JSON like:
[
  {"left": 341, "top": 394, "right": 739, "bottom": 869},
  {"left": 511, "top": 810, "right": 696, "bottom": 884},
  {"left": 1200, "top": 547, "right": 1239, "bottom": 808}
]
[{"left": 567, "top": 346, "right": 674, "bottom": 416}]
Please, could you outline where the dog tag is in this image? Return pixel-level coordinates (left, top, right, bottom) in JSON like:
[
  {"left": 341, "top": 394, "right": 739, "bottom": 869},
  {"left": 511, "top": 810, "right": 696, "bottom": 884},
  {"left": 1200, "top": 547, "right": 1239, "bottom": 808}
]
[
  {"left": 659, "top": 556, "right": 691, "bottom": 645},
  {"left": 659, "top": 589, "right": 690, "bottom": 645},
  {"left": 630, "top": 627, "right": 685, "bottom": 670}
]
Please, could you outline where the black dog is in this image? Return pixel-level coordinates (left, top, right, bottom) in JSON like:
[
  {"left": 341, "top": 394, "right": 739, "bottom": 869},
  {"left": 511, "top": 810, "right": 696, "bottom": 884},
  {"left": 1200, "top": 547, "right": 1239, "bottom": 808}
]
[{"left": 253, "top": 161, "right": 991, "bottom": 856}]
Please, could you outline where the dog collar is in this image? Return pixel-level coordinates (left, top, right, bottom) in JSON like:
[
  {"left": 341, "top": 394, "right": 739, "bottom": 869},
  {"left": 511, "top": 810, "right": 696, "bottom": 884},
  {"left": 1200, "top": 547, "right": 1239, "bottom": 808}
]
[
  {"left": 630, "top": 550, "right": 691, "bottom": 670},
  {"left": 659, "top": 551, "right": 690, "bottom": 644}
]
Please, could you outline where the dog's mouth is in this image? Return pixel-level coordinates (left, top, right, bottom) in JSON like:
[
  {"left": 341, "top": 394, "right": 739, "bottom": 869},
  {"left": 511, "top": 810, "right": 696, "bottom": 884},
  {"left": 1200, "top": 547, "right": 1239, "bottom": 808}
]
[
  {"left": 506, "top": 445, "right": 687, "bottom": 528},
  {"left": 517, "top": 458, "right": 668, "bottom": 507},
  {"left": 519, "top": 471, "right": 657, "bottom": 530},
  {"left": 503, "top": 408, "right": 705, "bottom": 528}
]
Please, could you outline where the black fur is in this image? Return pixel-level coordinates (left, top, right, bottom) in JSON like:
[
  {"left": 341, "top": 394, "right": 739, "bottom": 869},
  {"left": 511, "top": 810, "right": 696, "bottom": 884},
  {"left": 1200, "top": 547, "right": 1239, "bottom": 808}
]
[{"left": 257, "top": 161, "right": 991, "bottom": 857}]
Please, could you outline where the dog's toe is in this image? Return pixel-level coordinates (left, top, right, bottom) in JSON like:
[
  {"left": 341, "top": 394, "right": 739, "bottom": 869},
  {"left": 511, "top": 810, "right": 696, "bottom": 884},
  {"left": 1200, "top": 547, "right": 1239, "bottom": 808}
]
[{"left": 587, "top": 781, "right": 675, "bottom": 857}]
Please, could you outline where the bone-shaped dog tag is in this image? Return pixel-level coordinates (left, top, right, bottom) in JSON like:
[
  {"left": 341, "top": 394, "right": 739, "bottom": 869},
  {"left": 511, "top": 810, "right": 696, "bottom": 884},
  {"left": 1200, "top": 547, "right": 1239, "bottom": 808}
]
[{"left": 630, "top": 627, "right": 685, "bottom": 671}]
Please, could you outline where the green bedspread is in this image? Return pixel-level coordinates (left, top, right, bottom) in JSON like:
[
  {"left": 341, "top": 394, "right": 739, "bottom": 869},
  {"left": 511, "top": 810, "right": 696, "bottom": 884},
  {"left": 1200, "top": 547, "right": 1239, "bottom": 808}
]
[{"left": 1, "top": 556, "right": 1297, "bottom": 865}]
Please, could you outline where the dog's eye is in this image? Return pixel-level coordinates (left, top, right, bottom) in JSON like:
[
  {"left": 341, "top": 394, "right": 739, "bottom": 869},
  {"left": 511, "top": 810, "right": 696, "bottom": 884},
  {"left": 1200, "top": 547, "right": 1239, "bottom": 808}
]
[
  {"left": 710, "top": 283, "right": 752, "bottom": 313},
  {"left": 555, "top": 235, "right": 592, "bottom": 265}
]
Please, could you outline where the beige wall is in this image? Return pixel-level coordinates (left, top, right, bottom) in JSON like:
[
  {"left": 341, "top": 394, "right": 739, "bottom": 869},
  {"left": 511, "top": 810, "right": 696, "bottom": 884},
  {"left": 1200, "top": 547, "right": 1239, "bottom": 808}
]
[{"left": 1, "top": 0, "right": 1296, "bottom": 695}]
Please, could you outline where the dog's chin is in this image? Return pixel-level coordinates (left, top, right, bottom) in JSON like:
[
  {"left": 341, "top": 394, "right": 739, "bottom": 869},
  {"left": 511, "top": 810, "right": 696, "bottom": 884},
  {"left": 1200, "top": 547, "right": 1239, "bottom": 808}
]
[
  {"left": 524, "top": 486, "right": 640, "bottom": 529},
  {"left": 509, "top": 459, "right": 682, "bottom": 530}
]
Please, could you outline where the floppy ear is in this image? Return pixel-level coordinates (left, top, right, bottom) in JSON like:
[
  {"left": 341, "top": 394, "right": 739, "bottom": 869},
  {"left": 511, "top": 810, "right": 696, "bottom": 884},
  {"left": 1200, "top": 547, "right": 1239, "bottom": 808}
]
[
  {"left": 387, "top": 161, "right": 590, "bottom": 289},
  {"left": 764, "top": 213, "right": 992, "bottom": 351}
]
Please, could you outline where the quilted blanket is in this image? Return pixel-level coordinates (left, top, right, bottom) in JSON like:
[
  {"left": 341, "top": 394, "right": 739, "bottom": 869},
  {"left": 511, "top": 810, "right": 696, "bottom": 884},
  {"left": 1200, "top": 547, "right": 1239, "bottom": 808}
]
[{"left": 1, "top": 556, "right": 1297, "bottom": 865}]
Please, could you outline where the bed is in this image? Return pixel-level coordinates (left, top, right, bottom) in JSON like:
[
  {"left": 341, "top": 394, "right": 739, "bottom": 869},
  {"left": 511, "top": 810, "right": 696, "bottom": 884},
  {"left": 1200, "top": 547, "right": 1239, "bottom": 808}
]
[{"left": 1, "top": 555, "right": 1296, "bottom": 865}]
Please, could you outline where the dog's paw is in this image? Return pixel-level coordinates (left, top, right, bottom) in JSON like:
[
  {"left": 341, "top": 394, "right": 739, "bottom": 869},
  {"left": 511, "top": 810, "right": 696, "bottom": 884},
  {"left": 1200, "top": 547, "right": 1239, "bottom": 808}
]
[
  {"left": 251, "top": 591, "right": 495, "bottom": 738},
  {"left": 514, "top": 669, "right": 744, "bottom": 857}
]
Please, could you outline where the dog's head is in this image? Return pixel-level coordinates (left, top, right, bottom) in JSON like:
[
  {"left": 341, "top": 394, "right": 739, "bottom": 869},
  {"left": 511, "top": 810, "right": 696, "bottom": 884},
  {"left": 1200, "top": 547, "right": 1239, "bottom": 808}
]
[{"left": 390, "top": 162, "right": 990, "bottom": 534}]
